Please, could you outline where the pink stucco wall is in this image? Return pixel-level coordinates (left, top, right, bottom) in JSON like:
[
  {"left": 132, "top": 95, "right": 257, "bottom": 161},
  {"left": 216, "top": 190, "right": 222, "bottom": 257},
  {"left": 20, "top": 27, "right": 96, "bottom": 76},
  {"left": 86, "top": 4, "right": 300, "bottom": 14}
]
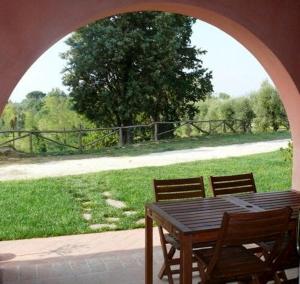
[{"left": 0, "top": 0, "right": 299, "bottom": 187}]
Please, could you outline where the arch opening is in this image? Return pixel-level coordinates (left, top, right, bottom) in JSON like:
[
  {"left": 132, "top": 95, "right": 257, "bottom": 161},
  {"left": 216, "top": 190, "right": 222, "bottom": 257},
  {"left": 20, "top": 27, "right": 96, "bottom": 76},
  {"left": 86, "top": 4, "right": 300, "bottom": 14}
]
[{"left": 0, "top": 1, "right": 299, "bottom": 187}]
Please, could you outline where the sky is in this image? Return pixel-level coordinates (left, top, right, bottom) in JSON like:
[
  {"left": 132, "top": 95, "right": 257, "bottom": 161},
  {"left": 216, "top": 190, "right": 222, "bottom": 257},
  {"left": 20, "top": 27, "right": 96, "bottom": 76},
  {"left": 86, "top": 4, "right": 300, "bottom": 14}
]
[{"left": 9, "top": 20, "right": 272, "bottom": 102}]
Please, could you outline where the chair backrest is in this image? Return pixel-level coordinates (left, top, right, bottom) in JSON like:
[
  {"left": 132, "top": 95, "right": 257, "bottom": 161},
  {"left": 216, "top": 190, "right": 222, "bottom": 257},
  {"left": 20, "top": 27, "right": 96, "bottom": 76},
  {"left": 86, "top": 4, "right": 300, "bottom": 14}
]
[
  {"left": 153, "top": 177, "right": 205, "bottom": 202},
  {"left": 206, "top": 207, "right": 292, "bottom": 276},
  {"left": 219, "top": 207, "right": 292, "bottom": 246},
  {"left": 210, "top": 173, "right": 256, "bottom": 197}
]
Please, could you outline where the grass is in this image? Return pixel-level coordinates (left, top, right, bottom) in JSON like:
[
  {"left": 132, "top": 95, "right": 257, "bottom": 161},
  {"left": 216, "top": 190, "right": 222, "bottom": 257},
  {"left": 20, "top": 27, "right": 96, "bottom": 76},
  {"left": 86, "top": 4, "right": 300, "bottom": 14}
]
[
  {"left": 0, "top": 149, "right": 292, "bottom": 241},
  {"left": 28, "top": 130, "right": 291, "bottom": 158}
]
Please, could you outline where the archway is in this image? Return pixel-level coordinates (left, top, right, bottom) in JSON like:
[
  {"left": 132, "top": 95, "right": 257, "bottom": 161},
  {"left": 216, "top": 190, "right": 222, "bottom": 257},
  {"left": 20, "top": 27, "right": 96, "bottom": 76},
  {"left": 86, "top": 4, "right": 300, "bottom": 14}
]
[{"left": 0, "top": 0, "right": 299, "bottom": 187}]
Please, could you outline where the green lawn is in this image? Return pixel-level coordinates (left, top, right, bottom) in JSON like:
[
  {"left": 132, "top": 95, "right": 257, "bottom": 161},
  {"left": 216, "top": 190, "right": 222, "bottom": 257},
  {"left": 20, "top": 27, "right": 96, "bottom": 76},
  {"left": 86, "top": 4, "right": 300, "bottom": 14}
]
[{"left": 0, "top": 150, "right": 292, "bottom": 241}]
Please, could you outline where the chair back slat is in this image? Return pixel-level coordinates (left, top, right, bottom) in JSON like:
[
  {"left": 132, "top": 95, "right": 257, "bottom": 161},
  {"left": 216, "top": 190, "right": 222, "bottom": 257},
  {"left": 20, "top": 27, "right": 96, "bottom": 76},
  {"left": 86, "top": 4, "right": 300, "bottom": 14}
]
[
  {"left": 210, "top": 173, "right": 256, "bottom": 197},
  {"left": 156, "top": 190, "right": 204, "bottom": 201},
  {"left": 154, "top": 177, "right": 203, "bottom": 185},
  {"left": 153, "top": 177, "right": 205, "bottom": 202},
  {"left": 156, "top": 184, "right": 202, "bottom": 193}
]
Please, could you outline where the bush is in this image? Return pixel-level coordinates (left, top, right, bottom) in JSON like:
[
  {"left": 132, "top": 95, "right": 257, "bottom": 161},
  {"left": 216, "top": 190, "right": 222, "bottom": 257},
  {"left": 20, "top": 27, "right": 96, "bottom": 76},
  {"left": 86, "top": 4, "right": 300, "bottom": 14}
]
[{"left": 280, "top": 141, "right": 293, "bottom": 162}]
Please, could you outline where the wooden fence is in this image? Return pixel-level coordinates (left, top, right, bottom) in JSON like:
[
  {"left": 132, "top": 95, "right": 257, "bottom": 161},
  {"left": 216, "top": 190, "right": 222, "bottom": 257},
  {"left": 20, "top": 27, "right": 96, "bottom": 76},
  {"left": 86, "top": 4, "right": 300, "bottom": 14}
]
[{"left": 0, "top": 119, "right": 250, "bottom": 154}]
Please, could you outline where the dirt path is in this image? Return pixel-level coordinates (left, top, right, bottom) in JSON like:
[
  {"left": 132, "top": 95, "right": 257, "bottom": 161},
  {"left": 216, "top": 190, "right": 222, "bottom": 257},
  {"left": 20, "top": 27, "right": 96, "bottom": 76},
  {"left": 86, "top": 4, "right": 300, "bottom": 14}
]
[{"left": 0, "top": 139, "right": 289, "bottom": 181}]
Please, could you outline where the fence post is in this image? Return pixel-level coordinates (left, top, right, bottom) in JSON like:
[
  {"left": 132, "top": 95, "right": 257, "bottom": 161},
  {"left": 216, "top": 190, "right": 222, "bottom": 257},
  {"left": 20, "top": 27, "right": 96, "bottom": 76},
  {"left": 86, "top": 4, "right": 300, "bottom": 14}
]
[
  {"left": 154, "top": 122, "right": 158, "bottom": 142},
  {"left": 12, "top": 131, "right": 15, "bottom": 148},
  {"left": 119, "top": 127, "right": 123, "bottom": 147},
  {"left": 78, "top": 125, "right": 83, "bottom": 153},
  {"left": 208, "top": 121, "right": 212, "bottom": 134},
  {"left": 63, "top": 127, "right": 67, "bottom": 144},
  {"left": 29, "top": 131, "right": 33, "bottom": 154},
  {"left": 223, "top": 120, "right": 226, "bottom": 133}
]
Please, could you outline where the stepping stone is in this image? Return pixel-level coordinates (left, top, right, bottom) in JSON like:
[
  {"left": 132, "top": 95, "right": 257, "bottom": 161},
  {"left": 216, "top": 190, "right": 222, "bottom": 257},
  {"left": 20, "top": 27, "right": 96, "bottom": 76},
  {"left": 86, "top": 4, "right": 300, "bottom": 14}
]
[
  {"left": 106, "top": 217, "right": 120, "bottom": 223},
  {"left": 83, "top": 213, "right": 92, "bottom": 221},
  {"left": 123, "top": 211, "right": 137, "bottom": 216},
  {"left": 90, "top": 224, "right": 117, "bottom": 230},
  {"left": 106, "top": 199, "right": 126, "bottom": 209},
  {"left": 102, "top": 191, "right": 112, "bottom": 198},
  {"left": 136, "top": 219, "right": 145, "bottom": 225}
]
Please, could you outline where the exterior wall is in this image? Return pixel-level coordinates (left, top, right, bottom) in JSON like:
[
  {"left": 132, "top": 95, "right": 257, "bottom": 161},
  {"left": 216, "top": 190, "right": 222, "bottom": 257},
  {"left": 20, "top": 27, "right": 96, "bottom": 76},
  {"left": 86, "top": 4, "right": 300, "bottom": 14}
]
[{"left": 0, "top": 0, "right": 300, "bottom": 187}]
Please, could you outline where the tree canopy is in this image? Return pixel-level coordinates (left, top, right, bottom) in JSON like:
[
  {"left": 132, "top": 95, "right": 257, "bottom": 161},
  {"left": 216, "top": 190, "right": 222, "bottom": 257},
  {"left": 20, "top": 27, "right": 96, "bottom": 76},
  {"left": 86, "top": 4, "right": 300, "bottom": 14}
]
[
  {"left": 62, "top": 12, "right": 213, "bottom": 129},
  {"left": 251, "top": 80, "right": 288, "bottom": 131}
]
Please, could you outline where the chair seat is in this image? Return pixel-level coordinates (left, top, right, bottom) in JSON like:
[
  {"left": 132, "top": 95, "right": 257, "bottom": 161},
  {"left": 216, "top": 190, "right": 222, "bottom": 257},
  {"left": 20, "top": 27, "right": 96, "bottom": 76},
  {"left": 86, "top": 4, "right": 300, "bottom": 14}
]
[
  {"left": 194, "top": 245, "right": 270, "bottom": 280},
  {"left": 164, "top": 233, "right": 214, "bottom": 250}
]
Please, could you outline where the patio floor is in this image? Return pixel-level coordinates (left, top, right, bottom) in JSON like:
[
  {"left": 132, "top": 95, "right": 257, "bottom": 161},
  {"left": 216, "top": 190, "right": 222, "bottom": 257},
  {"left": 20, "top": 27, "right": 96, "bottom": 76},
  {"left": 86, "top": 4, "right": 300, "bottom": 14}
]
[{"left": 0, "top": 228, "right": 200, "bottom": 284}]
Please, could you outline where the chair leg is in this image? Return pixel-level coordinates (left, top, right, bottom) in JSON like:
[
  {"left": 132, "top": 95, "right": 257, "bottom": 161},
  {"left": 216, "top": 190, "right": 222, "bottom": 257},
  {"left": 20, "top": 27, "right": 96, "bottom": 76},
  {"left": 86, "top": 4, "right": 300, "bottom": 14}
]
[
  {"left": 251, "top": 274, "right": 262, "bottom": 284},
  {"left": 274, "top": 270, "right": 288, "bottom": 284},
  {"left": 158, "top": 246, "right": 176, "bottom": 279}
]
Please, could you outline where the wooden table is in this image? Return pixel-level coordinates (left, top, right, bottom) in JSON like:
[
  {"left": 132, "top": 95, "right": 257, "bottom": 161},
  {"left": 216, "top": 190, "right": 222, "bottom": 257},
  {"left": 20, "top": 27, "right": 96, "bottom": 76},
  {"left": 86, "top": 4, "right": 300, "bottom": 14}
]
[{"left": 145, "top": 190, "right": 300, "bottom": 284}]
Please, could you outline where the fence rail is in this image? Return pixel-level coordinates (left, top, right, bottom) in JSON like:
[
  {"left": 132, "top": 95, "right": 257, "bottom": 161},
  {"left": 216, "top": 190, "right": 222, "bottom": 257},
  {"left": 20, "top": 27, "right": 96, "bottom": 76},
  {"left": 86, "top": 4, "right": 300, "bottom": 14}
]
[{"left": 0, "top": 119, "right": 250, "bottom": 155}]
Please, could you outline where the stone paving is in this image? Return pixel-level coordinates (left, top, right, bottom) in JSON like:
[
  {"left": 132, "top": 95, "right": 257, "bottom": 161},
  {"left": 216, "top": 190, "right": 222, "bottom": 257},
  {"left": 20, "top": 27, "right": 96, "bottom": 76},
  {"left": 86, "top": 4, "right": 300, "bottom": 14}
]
[
  {"left": 0, "top": 229, "right": 199, "bottom": 284},
  {"left": 0, "top": 228, "right": 297, "bottom": 284}
]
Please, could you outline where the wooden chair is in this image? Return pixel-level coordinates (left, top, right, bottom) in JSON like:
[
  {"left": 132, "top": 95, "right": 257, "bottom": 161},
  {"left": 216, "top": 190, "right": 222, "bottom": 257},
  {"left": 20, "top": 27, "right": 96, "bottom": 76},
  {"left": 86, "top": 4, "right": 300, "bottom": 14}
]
[
  {"left": 210, "top": 172, "right": 299, "bottom": 282},
  {"left": 193, "top": 207, "right": 292, "bottom": 284},
  {"left": 210, "top": 172, "right": 256, "bottom": 197},
  {"left": 153, "top": 177, "right": 207, "bottom": 284},
  {"left": 266, "top": 215, "right": 299, "bottom": 283}
]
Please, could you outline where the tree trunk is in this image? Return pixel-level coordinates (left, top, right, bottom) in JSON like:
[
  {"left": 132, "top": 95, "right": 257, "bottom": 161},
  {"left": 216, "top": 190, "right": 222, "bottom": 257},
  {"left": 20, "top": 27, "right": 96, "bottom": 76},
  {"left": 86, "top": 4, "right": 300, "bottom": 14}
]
[{"left": 121, "top": 127, "right": 134, "bottom": 145}]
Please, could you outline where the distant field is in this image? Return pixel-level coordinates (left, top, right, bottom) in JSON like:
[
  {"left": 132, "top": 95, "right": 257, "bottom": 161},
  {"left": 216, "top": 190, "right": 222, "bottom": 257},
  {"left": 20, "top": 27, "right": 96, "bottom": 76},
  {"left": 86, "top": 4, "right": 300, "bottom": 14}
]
[{"left": 0, "top": 149, "right": 291, "bottom": 241}]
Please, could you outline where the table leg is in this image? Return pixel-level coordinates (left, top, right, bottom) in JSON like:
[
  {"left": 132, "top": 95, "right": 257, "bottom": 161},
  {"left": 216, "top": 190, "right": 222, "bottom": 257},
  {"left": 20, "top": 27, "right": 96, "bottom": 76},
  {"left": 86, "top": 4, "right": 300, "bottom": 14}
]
[
  {"left": 180, "top": 234, "right": 193, "bottom": 284},
  {"left": 145, "top": 208, "right": 153, "bottom": 284}
]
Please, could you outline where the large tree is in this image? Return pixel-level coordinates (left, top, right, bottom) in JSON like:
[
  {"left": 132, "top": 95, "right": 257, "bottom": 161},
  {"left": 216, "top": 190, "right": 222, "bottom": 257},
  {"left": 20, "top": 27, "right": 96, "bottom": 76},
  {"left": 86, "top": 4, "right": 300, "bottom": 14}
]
[{"left": 62, "top": 12, "right": 213, "bottom": 142}]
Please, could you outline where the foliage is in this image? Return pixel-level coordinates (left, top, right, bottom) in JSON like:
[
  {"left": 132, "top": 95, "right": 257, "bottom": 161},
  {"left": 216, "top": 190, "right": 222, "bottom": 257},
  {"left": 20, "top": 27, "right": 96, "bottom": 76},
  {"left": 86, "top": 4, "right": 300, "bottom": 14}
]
[
  {"left": 234, "top": 97, "right": 255, "bottom": 132},
  {"left": 192, "top": 81, "right": 288, "bottom": 136},
  {"left": 0, "top": 150, "right": 291, "bottom": 240},
  {"left": 0, "top": 89, "right": 102, "bottom": 153},
  {"left": 37, "top": 88, "right": 83, "bottom": 130},
  {"left": 251, "top": 80, "right": 289, "bottom": 132},
  {"left": 62, "top": 12, "right": 213, "bottom": 134},
  {"left": 280, "top": 140, "right": 293, "bottom": 162},
  {"left": 0, "top": 103, "right": 20, "bottom": 129},
  {"left": 23, "top": 91, "right": 46, "bottom": 111}
]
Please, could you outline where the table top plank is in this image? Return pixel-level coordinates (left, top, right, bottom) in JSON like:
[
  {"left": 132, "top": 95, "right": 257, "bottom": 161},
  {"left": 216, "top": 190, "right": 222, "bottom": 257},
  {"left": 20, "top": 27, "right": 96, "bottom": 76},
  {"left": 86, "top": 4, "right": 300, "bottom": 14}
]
[{"left": 236, "top": 191, "right": 300, "bottom": 218}]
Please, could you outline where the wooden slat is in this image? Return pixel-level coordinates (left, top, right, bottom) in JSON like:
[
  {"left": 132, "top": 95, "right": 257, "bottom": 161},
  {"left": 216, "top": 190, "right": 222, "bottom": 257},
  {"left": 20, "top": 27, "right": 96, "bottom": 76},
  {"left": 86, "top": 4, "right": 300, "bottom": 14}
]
[
  {"left": 211, "top": 173, "right": 253, "bottom": 182},
  {"left": 172, "top": 208, "right": 249, "bottom": 219},
  {"left": 223, "top": 195, "right": 265, "bottom": 212},
  {"left": 213, "top": 187, "right": 254, "bottom": 195},
  {"left": 157, "top": 191, "right": 203, "bottom": 200},
  {"left": 154, "top": 177, "right": 202, "bottom": 186},
  {"left": 156, "top": 184, "right": 203, "bottom": 193},
  {"left": 212, "top": 180, "right": 253, "bottom": 189}
]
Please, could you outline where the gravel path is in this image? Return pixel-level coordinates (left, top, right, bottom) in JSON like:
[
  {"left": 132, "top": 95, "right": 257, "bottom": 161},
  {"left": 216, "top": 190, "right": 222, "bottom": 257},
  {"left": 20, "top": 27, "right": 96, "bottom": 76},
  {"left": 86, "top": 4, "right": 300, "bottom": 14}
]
[{"left": 0, "top": 139, "right": 289, "bottom": 181}]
